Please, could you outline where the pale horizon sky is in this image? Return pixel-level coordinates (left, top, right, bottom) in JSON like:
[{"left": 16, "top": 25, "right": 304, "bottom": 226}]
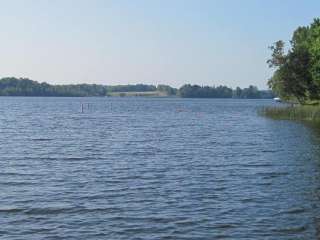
[{"left": 0, "top": 0, "right": 319, "bottom": 89}]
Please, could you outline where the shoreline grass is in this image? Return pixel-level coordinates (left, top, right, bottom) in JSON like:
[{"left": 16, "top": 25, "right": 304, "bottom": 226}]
[{"left": 260, "top": 105, "right": 320, "bottom": 122}]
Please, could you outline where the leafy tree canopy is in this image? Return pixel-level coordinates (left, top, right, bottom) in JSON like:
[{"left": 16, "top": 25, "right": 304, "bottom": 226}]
[{"left": 268, "top": 18, "right": 320, "bottom": 103}]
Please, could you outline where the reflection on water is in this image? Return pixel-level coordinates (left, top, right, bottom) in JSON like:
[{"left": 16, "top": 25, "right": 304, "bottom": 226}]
[{"left": 0, "top": 97, "right": 320, "bottom": 239}]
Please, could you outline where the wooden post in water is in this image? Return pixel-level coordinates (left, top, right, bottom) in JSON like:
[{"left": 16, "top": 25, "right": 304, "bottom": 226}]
[{"left": 81, "top": 103, "right": 84, "bottom": 113}]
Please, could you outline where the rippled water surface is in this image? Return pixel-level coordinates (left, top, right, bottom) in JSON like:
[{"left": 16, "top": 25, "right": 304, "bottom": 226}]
[{"left": 1, "top": 97, "right": 320, "bottom": 239}]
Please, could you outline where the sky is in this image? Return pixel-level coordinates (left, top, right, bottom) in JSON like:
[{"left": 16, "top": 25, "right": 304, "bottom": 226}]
[{"left": 0, "top": 0, "right": 319, "bottom": 89}]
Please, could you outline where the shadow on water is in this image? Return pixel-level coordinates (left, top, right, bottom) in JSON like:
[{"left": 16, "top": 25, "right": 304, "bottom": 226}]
[
  {"left": 304, "top": 121, "right": 320, "bottom": 136},
  {"left": 260, "top": 115, "right": 320, "bottom": 239}
]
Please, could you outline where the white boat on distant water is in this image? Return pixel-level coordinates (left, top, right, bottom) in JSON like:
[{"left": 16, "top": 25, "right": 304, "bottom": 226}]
[{"left": 273, "top": 97, "right": 281, "bottom": 102}]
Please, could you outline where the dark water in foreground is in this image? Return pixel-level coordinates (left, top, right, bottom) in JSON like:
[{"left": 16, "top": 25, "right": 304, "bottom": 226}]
[{"left": 1, "top": 97, "right": 320, "bottom": 240}]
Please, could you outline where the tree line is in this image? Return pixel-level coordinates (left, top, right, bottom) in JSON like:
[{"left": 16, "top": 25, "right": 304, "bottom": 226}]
[
  {"left": 0, "top": 77, "right": 274, "bottom": 99},
  {"left": 268, "top": 18, "right": 320, "bottom": 104},
  {"left": 178, "top": 84, "right": 273, "bottom": 98}
]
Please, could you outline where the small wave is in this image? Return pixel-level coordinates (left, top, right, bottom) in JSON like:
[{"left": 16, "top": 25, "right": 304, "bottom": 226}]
[
  {"left": 214, "top": 223, "right": 238, "bottom": 229},
  {"left": 25, "top": 206, "right": 74, "bottom": 215},
  {"left": 261, "top": 149, "right": 279, "bottom": 153},
  {"left": 273, "top": 225, "right": 307, "bottom": 234},
  {"left": 0, "top": 206, "right": 24, "bottom": 213},
  {"left": 63, "top": 157, "right": 87, "bottom": 161},
  {"left": 1, "top": 172, "right": 39, "bottom": 177},
  {"left": 214, "top": 234, "right": 232, "bottom": 239},
  {"left": 31, "top": 138, "right": 53, "bottom": 142},
  {"left": 0, "top": 181, "right": 36, "bottom": 186},
  {"left": 212, "top": 187, "right": 227, "bottom": 191},
  {"left": 260, "top": 172, "right": 289, "bottom": 179},
  {"left": 257, "top": 182, "right": 272, "bottom": 186},
  {"left": 174, "top": 220, "right": 195, "bottom": 226},
  {"left": 276, "top": 207, "right": 306, "bottom": 215},
  {"left": 240, "top": 163, "right": 274, "bottom": 168},
  {"left": 240, "top": 198, "right": 258, "bottom": 203}
]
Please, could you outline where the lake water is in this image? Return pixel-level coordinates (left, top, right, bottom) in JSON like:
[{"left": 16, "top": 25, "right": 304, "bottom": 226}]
[{"left": 1, "top": 97, "right": 320, "bottom": 239}]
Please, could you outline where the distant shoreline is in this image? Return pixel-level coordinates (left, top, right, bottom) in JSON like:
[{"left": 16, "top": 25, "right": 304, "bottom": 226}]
[{"left": 0, "top": 77, "right": 274, "bottom": 99}]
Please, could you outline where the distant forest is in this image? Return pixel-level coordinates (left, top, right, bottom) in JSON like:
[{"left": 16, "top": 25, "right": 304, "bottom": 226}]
[{"left": 0, "top": 77, "right": 274, "bottom": 99}]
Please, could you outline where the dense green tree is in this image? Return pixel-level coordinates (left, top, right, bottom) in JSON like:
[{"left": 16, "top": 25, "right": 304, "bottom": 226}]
[
  {"left": 268, "top": 18, "right": 320, "bottom": 103},
  {"left": 309, "top": 19, "right": 320, "bottom": 88},
  {"left": 177, "top": 84, "right": 269, "bottom": 98}
]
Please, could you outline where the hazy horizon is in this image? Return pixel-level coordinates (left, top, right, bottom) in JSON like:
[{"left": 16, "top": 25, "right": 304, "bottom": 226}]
[{"left": 1, "top": 0, "right": 319, "bottom": 89}]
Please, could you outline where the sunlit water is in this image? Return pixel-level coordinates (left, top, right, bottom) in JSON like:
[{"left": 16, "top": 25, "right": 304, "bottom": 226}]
[{"left": 1, "top": 97, "right": 320, "bottom": 239}]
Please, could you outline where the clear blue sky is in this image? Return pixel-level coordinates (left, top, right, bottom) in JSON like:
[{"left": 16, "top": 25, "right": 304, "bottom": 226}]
[{"left": 0, "top": 0, "right": 319, "bottom": 88}]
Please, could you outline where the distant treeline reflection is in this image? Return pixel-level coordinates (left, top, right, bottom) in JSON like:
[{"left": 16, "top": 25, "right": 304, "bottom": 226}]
[{"left": 0, "top": 77, "right": 274, "bottom": 99}]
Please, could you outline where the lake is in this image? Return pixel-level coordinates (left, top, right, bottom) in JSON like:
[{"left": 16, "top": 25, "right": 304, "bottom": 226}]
[{"left": 1, "top": 97, "right": 320, "bottom": 239}]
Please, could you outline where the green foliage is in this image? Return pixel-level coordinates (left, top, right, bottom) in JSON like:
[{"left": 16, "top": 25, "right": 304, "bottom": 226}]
[
  {"left": 178, "top": 84, "right": 233, "bottom": 98},
  {"left": 178, "top": 84, "right": 272, "bottom": 98},
  {"left": 0, "top": 77, "right": 274, "bottom": 98},
  {"left": 0, "top": 78, "right": 159, "bottom": 97},
  {"left": 268, "top": 18, "right": 320, "bottom": 103},
  {"left": 233, "top": 85, "right": 273, "bottom": 99},
  {"left": 0, "top": 77, "right": 108, "bottom": 97},
  {"left": 310, "top": 19, "right": 320, "bottom": 86}
]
